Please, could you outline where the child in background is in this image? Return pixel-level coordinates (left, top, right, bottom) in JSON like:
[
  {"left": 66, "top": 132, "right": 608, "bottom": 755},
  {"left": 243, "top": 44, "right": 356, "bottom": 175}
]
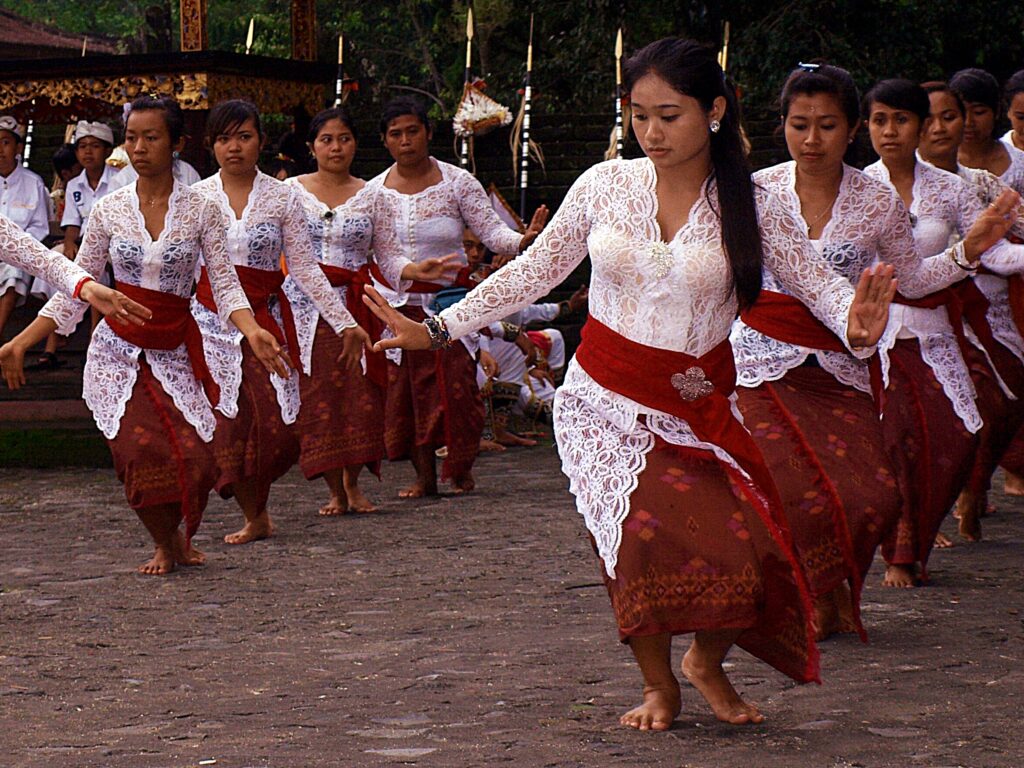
[{"left": 50, "top": 143, "right": 81, "bottom": 225}]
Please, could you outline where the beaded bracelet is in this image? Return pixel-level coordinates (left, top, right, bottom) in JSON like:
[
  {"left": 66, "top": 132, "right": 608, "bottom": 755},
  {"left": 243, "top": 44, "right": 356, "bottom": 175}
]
[{"left": 424, "top": 315, "right": 452, "bottom": 349}]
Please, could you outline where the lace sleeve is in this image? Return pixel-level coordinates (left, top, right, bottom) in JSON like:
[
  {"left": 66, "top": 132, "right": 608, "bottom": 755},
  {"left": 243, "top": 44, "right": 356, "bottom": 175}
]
[
  {"left": 440, "top": 168, "right": 593, "bottom": 339},
  {"left": 198, "top": 197, "right": 251, "bottom": 326},
  {"left": 368, "top": 186, "right": 412, "bottom": 290},
  {"left": 0, "top": 213, "right": 89, "bottom": 296},
  {"left": 454, "top": 169, "right": 523, "bottom": 255},
  {"left": 951, "top": 179, "right": 1024, "bottom": 275},
  {"left": 281, "top": 188, "right": 356, "bottom": 332},
  {"left": 876, "top": 192, "right": 962, "bottom": 297},
  {"left": 758, "top": 191, "right": 861, "bottom": 351},
  {"left": 39, "top": 204, "right": 114, "bottom": 334},
  {"left": 973, "top": 168, "right": 1024, "bottom": 241}
]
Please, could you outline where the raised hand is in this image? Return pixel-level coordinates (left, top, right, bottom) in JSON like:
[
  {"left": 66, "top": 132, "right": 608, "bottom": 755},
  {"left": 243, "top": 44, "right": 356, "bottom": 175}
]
[
  {"left": 403, "top": 253, "right": 462, "bottom": 283},
  {"left": 336, "top": 324, "right": 371, "bottom": 373},
  {"left": 361, "top": 285, "right": 432, "bottom": 352},
  {"left": 847, "top": 263, "right": 897, "bottom": 349},
  {"left": 964, "top": 188, "right": 1021, "bottom": 263},
  {"left": 246, "top": 328, "right": 292, "bottom": 378},
  {"left": 514, "top": 332, "right": 539, "bottom": 367},
  {"left": 519, "top": 204, "right": 550, "bottom": 252},
  {"left": 78, "top": 281, "right": 152, "bottom": 327},
  {"left": 0, "top": 340, "right": 26, "bottom": 390}
]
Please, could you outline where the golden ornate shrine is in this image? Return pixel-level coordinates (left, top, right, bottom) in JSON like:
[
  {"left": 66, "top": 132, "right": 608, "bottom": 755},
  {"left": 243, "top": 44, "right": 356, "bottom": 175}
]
[{"left": 0, "top": 1, "right": 328, "bottom": 171}]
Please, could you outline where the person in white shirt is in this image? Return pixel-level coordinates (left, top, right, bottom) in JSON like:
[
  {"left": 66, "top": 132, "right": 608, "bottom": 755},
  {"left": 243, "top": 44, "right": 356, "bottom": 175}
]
[
  {"left": 0, "top": 115, "right": 50, "bottom": 343},
  {"left": 61, "top": 121, "right": 118, "bottom": 259}
]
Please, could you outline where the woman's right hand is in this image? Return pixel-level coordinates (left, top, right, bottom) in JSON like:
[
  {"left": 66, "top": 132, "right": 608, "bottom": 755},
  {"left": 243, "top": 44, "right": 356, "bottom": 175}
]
[
  {"left": 362, "top": 285, "right": 433, "bottom": 352},
  {"left": 964, "top": 188, "right": 1021, "bottom": 262},
  {"left": 78, "top": 281, "right": 152, "bottom": 326},
  {"left": 0, "top": 340, "right": 27, "bottom": 390},
  {"left": 402, "top": 254, "right": 462, "bottom": 284}
]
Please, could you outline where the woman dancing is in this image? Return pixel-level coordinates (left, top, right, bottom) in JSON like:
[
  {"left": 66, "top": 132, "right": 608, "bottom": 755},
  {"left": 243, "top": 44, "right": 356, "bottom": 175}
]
[
  {"left": 0, "top": 96, "right": 288, "bottom": 575},
  {"left": 192, "top": 100, "right": 366, "bottom": 544},
  {"left": 282, "top": 107, "right": 388, "bottom": 515},
  {"left": 863, "top": 78, "right": 1022, "bottom": 584},
  {"left": 732, "top": 64, "right": 966, "bottom": 631},
  {"left": 366, "top": 96, "right": 548, "bottom": 498},
  {"left": 364, "top": 39, "right": 897, "bottom": 727}
]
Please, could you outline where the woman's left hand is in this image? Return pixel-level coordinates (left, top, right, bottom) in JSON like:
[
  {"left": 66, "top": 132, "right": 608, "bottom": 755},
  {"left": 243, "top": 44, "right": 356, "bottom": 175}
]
[
  {"left": 246, "top": 328, "right": 292, "bottom": 378},
  {"left": 78, "top": 281, "right": 152, "bottom": 326},
  {"left": 847, "top": 263, "right": 897, "bottom": 349}
]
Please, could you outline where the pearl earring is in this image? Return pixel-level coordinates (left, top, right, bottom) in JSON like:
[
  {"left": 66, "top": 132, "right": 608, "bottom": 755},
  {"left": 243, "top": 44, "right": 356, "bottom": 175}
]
[{"left": 709, "top": 119, "right": 721, "bottom": 134}]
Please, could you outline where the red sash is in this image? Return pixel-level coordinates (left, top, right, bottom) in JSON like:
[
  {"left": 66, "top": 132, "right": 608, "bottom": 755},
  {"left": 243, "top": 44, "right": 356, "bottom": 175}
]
[
  {"left": 195, "top": 265, "right": 301, "bottom": 370},
  {"left": 740, "top": 290, "right": 885, "bottom": 411},
  {"left": 575, "top": 316, "right": 787, "bottom": 525},
  {"left": 320, "top": 262, "right": 387, "bottom": 388},
  {"left": 107, "top": 282, "right": 220, "bottom": 407}
]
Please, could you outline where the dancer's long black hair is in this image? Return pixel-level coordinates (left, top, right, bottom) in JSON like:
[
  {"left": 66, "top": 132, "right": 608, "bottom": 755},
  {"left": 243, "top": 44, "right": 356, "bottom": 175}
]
[{"left": 623, "top": 37, "right": 762, "bottom": 310}]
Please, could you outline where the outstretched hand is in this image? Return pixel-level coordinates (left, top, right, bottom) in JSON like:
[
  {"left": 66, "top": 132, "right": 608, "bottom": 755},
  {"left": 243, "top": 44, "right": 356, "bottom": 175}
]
[
  {"left": 246, "top": 328, "right": 292, "bottom": 378},
  {"left": 336, "top": 324, "right": 372, "bottom": 373},
  {"left": 964, "top": 188, "right": 1021, "bottom": 262},
  {"left": 0, "top": 340, "right": 26, "bottom": 390},
  {"left": 519, "top": 205, "right": 550, "bottom": 252},
  {"left": 79, "top": 281, "right": 152, "bottom": 327},
  {"left": 847, "top": 263, "right": 897, "bottom": 349},
  {"left": 362, "top": 285, "right": 433, "bottom": 352},
  {"left": 403, "top": 254, "right": 462, "bottom": 284}
]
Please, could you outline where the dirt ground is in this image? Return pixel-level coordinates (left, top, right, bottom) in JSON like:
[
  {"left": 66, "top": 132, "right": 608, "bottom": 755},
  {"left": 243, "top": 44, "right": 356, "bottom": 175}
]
[{"left": 2, "top": 447, "right": 1023, "bottom": 768}]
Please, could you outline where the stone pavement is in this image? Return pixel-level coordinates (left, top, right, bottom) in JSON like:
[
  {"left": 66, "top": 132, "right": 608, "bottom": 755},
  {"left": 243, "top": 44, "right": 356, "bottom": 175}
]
[{"left": 2, "top": 447, "right": 1023, "bottom": 768}]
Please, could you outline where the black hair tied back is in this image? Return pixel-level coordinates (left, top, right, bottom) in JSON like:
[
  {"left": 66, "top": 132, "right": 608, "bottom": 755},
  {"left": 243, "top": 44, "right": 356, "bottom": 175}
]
[{"left": 623, "top": 37, "right": 762, "bottom": 310}]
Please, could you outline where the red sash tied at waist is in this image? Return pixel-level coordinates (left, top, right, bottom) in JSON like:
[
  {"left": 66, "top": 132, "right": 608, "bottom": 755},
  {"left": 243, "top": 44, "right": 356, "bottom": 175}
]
[
  {"left": 574, "top": 316, "right": 788, "bottom": 522},
  {"left": 196, "top": 265, "right": 301, "bottom": 370},
  {"left": 320, "top": 262, "right": 387, "bottom": 388},
  {"left": 106, "top": 282, "right": 220, "bottom": 407},
  {"left": 740, "top": 290, "right": 886, "bottom": 412}
]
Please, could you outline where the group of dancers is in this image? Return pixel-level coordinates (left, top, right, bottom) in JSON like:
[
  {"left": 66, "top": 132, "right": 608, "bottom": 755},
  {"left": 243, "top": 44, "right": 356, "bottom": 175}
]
[{"left": 1, "top": 35, "right": 1023, "bottom": 730}]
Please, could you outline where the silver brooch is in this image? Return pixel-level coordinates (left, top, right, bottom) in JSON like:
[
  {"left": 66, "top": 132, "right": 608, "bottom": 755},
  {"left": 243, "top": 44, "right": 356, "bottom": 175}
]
[
  {"left": 671, "top": 367, "right": 715, "bottom": 402},
  {"left": 650, "top": 241, "right": 673, "bottom": 279}
]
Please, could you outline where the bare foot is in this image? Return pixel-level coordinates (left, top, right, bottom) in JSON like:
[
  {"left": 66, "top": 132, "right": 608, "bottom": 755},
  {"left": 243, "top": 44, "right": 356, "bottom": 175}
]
[
  {"left": 812, "top": 590, "right": 841, "bottom": 641},
  {"left": 317, "top": 493, "right": 346, "bottom": 518},
  {"left": 399, "top": 481, "right": 438, "bottom": 499},
  {"left": 620, "top": 683, "right": 681, "bottom": 732},
  {"left": 681, "top": 647, "right": 764, "bottom": 724},
  {"left": 479, "top": 438, "right": 507, "bottom": 452},
  {"left": 170, "top": 531, "right": 206, "bottom": 566},
  {"left": 1004, "top": 470, "right": 1024, "bottom": 496},
  {"left": 344, "top": 486, "right": 378, "bottom": 513},
  {"left": 224, "top": 510, "right": 274, "bottom": 545},
  {"left": 138, "top": 545, "right": 175, "bottom": 576},
  {"left": 451, "top": 473, "right": 476, "bottom": 494},
  {"left": 883, "top": 563, "right": 917, "bottom": 588},
  {"left": 934, "top": 531, "right": 955, "bottom": 549},
  {"left": 496, "top": 431, "right": 538, "bottom": 447},
  {"left": 958, "top": 501, "right": 982, "bottom": 542}
]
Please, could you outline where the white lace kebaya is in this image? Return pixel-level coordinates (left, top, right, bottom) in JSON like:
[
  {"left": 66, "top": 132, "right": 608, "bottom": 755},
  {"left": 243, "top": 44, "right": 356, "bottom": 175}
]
[
  {"left": 366, "top": 158, "right": 522, "bottom": 307},
  {"left": 281, "top": 179, "right": 374, "bottom": 375},
  {"left": 865, "top": 159, "right": 1024, "bottom": 432},
  {"left": 366, "top": 157, "right": 521, "bottom": 362},
  {"left": 0, "top": 213, "right": 93, "bottom": 295},
  {"left": 733, "top": 162, "right": 965, "bottom": 394},
  {"left": 954, "top": 163, "right": 1024, "bottom": 364},
  {"left": 39, "top": 181, "right": 252, "bottom": 441},
  {"left": 192, "top": 171, "right": 356, "bottom": 425},
  {"left": 438, "top": 158, "right": 864, "bottom": 578}
]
